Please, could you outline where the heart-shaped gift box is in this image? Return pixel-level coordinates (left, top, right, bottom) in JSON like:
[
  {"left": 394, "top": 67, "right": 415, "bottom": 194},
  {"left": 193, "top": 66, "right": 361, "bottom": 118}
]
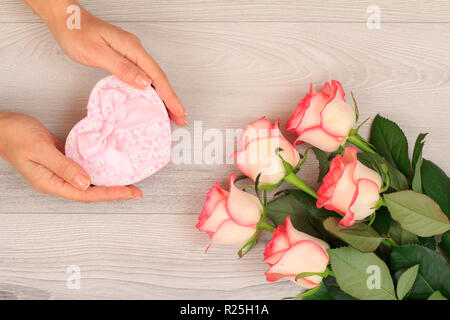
[{"left": 65, "top": 75, "right": 172, "bottom": 186}]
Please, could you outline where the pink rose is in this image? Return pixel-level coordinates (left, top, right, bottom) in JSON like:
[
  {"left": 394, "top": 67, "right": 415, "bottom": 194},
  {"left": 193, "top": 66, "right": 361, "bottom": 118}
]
[
  {"left": 196, "top": 174, "right": 263, "bottom": 250},
  {"left": 317, "top": 147, "right": 383, "bottom": 226},
  {"left": 264, "top": 216, "right": 329, "bottom": 289},
  {"left": 235, "top": 117, "right": 300, "bottom": 186},
  {"left": 287, "top": 80, "right": 356, "bottom": 152}
]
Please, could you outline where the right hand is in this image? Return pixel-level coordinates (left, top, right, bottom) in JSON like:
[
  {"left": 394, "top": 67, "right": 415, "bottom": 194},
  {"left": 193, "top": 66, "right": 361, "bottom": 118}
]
[
  {"left": 0, "top": 112, "right": 143, "bottom": 203},
  {"left": 45, "top": 1, "right": 187, "bottom": 126}
]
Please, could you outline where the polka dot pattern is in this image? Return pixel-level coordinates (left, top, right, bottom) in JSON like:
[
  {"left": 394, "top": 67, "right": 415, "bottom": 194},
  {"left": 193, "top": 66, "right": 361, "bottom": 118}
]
[{"left": 65, "top": 75, "right": 172, "bottom": 186}]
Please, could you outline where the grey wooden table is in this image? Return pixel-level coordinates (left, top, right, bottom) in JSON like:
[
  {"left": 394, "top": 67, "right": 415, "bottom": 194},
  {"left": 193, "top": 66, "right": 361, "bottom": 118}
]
[{"left": 0, "top": 1, "right": 449, "bottom": 299}]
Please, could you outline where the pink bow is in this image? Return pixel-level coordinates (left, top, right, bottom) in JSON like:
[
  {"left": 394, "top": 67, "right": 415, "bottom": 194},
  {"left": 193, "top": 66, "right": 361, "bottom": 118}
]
[{"left": 77, "top": 88, "right": 159, "bottom": 174}]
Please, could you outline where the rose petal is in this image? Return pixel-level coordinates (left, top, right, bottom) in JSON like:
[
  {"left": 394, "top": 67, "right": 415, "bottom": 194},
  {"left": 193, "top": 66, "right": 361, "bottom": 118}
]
[
  {"left": 211, "top": 219, "right": 256, "bottom": 247},
  {"left": 284, "top": 216, "right": 330, "bottom": 251},
  {"left": 227, "top": 174, "right": 263, "bottom": 226},
  {"left": 265, "top": 240, "right": 329, "bottom": 288},
  {"left": 343, "top": 146, "right": 382, "bottom": 189},
  {"left": 239, "top": 117, "right": 273, "bottom": 149},
  {"left": 264, "top": 249, "right": 287, "bottom": 266},
  {"left": 264, "top": 224, "right": 289, "bottom": 265},
  {"left": 330, "top": 164, "right": 357, "bottom": 213},
  {"left": 317, "top": 155, "right": 346, "bottom": 208},
  {"left": 321, "top": 83, "right": 355, "bottom": 137},
  {"left": 198, "top": 199, "right": 229, "bottom": 234},
  {"left": 297, "top": 91, "right": 329, "bottom": 133},
  {"left": 200, "top": 182, "right": 228, "bottom": 219},
  {"left": 340, "top": 178, "right": 380, "bottom": 226},
  {"left": 197, "top": 182, "right": 228, "bottom": 231},
  {"left": 236, "top": 137, "right": 286, "bottom": 185},
  {"left": 354, "top": 161, "right": 383, "bottom": 189},
  {"left": 297, "top": 127, "right": 342, "bottom": 152}
]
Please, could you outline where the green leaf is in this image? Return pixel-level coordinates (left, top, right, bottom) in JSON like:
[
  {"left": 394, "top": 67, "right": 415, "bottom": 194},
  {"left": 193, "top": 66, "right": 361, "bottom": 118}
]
[
  {"left": 389, "top": 221, "right": 419, "bottom": 245},
  {"left": 428, "top": 291, "right": 447, "bottom": 300},
  {"left": 303, "top": 277, "right": 356, "bottom": 300},
  {"left": 384, "top": 191, "right": 450, "bottom": 237},
  {"left": 371, "top": 207, "right": 392, "bottom": 235},
  {"left": 323, "top": 217, "right": 384, "bottom": 252},
  {"left": 411, "top": 134, "right": 427, "bottom": 193},
  {"left": 396, "top": 264, "right": 419, "bottom": 300},
  {"left": 421, "top": 159, "right": 450, "bottom": 219},
  {"left": 328, "top": 247, "right": 397, "bottom": 300},
  {"left": 283, "top": 189, "right": 338, "bottom": 221},
  {"left": 390, "top": 245, "right": 450, "bottom": 299},
  {"left": 439, "top": 230, "right": 450, "bottom": 258},
  {"left": 301, "top": 282, "right": 332, "bottom": 300},
  {"left": 369, "top": 114, "right": 411, "bottom": 177},
  {"left": 266, "top": 193, "right": 320, "bottom": 237},
  {"left": 357, "top": 152, "right": 409, "bottom": 191},
  {"left": 412, "top": 133, "right": 427, "bottom": 171},
  {"left": 412, "top": 156, "right": 423, "bottom": 193},
  {"left": 267, "top": 190, "right": 345, "bottom": 246},
  {"left": 418, "top": 236, "right": 436, "bottom": 251},
  {"left": 312, "top": 147, "right": 330, "bottom": 182}
]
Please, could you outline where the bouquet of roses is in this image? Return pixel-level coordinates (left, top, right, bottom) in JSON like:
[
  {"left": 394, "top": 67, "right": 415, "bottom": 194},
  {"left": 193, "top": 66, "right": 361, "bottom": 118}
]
[{"left": 196, "top": 81, "right": 450, "bottom": 300}]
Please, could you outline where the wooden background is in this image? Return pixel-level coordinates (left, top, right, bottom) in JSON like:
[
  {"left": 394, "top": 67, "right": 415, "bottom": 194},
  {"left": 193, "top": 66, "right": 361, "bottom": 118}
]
[{"left": 0, "top": 1, "right": 449, "bottom": 299}]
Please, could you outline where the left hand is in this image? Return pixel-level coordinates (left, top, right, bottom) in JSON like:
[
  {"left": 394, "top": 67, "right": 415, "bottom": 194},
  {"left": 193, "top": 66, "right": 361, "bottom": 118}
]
[{"left": 0, "top": 111, "right": 143, "bottom": 203}]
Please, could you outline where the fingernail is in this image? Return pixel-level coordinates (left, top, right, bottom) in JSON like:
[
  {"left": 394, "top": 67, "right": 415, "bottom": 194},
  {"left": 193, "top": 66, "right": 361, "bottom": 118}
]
[
  {"left": 135, "top": 74, "right": 151, "bottom": 89},
  {"left": 128, "top": 194, "right": 143, "bottom": 200},
  {"left": 74, "top": 173, "right": 90, "bottom": 190}
]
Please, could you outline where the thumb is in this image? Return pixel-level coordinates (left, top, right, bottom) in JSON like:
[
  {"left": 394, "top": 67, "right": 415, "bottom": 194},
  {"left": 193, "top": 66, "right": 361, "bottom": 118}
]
[
  {"left": 98, "top": 47, "right": 152, "bottom": 90},
  {"left": 36, "top": 144, "right": 91, "bottom": 191}
]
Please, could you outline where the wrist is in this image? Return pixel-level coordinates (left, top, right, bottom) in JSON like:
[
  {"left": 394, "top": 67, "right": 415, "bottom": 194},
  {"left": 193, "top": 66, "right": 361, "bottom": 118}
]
[
  {"left": 22, "top": 0, "right": 81, "bottom": 30},
  {"left": 0, "top": 111, "right": 12, "bottom": 157}
]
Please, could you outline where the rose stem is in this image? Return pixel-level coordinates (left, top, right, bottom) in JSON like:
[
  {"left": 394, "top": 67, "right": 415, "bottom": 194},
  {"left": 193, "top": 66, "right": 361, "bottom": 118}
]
[
  {"left": 283, "top": 172, "right": 318, "bottom": 199},
  {"left": 347, "top": 134, "right": 376, "bottom": 154}
]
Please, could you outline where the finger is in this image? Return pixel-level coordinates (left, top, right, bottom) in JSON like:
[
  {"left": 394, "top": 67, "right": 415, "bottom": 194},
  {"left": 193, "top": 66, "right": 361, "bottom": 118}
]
[
  {"left": 96, "top": 47, "right": 152, "bottom": 90},
  {"left": 168, "top": 109, "right": 187, "bottom": 127},
  {"left": 54, "top": 183, "right": 143, "bottom": 203},
  {"left": 126, "top": 42, "right": 187, "bottom": 123},
  {"left": 35, "top": 144, "right": 91, "bottom": 191},
  {"left": 21, "top": 159, "right": 143, "bottom": 203}
]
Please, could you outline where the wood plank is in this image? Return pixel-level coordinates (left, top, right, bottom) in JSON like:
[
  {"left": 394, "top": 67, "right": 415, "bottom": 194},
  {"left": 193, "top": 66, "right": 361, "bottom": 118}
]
[
  {"left": 0, "top": 213, "right": 299, "bottom": 299},
  {"left": 0, "top": 22, "right": 449, "bottom": 213},
  {"left": 1, "top": 0, "right": 450, "bottom": 23}
]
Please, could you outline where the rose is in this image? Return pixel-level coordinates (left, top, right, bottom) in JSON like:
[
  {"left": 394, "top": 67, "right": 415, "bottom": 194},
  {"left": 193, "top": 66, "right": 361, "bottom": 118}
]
[
  {"left": 286, "top": 80, "right": 356, "bottom": 152},
  {"left": 316, "top": 147, "right": 383, "bottom": 226},
  {"left": 235, "top": 117, "right": 300, "bottom": 186},
  {"left": 264, "top": 216, "right": 330, "bottom": 289},
  {"left": 196, "top": 173, "right": 263, "bottom": 251}
]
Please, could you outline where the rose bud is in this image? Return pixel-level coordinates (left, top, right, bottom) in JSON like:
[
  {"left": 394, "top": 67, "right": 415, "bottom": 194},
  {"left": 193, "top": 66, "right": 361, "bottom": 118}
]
[
  {"left": 287, "top": 80, "right": 356, "bottom": 152},
  {"left": 316, "top": 147, "right": 383, "bottom": 226},
  {"left": 196, "top": 173, "right": 263, "bottom": 251},
  {"left": 264, "top": 216, "right": 330, "bottom": 289},
  {"left": 235, "top": 117, "right": 300, "bottom": 187}
]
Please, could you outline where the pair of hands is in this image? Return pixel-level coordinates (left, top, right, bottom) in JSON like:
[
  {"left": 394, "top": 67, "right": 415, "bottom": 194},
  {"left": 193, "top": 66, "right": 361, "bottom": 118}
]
[{"left": 0, "top": 2, "right": 186, "bottom": 203}]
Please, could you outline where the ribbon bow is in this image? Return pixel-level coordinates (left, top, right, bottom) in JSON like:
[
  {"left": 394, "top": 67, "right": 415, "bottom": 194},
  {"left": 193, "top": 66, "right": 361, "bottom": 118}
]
[{"left": 77, "top": 88, "right": 159, "bottom": 174}]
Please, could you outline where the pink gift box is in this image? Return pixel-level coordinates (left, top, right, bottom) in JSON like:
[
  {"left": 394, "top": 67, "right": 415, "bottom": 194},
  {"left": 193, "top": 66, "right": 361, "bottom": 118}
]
[{"left": 65, "top": 75, "right": 172, "bottom": 186}]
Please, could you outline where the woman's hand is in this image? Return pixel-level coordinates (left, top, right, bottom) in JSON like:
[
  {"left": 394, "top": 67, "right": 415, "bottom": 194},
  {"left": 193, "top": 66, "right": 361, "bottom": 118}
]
[
  {"left": 23, "top": 0, "right": 186, "bottom": 126},
  {"left": 0, "top": 112, "right": 143, "bottom": 203}
]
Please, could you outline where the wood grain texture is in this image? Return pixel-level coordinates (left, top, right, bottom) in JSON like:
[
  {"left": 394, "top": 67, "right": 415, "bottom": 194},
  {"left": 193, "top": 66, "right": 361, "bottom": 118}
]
[
  {"left": 0, "top": 22, "right": 449, "bottom": 213},
  {"left": 0, "top": 214, "right": 300, "bottom": 299},
  {"left": 2, "top": 0, "right": 450, "bottom": 23},
  {"left": 0, "top": 1, "right": 449, "bottom": 300}
]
